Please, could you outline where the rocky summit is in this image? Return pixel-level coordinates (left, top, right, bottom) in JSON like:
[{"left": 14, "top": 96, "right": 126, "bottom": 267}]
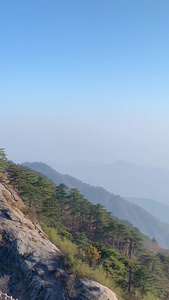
[{"left": 0, "top": 183, "right": 118, "bottom": 300}]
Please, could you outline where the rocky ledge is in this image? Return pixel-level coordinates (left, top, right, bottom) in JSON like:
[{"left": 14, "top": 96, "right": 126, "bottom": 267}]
[{"left": 0, "top": 183, "right": 118, "bottom": 300}]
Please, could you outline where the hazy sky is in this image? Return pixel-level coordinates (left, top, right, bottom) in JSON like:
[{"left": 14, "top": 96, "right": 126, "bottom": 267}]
[{"left": 1, "top": 0, "right": 169, "bottom": 167}]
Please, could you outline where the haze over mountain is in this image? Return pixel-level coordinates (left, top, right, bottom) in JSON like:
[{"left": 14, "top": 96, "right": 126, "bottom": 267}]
[
  {"left": 4, "top": 158, "right": 169, "bottom": 300},
  {"left": 23, "top": 162, "right": 169, "bottom": 249},
  {"left": 52, "top": 160, "right": 169, "bottom": 205},
  {"left": 2, "top": 2, "right": 169, "bottom": 178},
  {"left": 125, "top": 197, "right": 169, "bottom": 225}
]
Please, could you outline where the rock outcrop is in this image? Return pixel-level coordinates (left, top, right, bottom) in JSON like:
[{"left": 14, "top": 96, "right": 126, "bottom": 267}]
[
  {"left": 0, "top": 183, "right": 118, "bottom": 300},
  {"left": 74, "top": 279, "right": 118, "bottom": 300},
  {"left": 0, "top": 183, "right": 69, "bottom": 299}
]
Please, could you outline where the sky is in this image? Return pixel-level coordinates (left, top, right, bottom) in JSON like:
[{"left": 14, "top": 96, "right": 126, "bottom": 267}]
[{"left": 1, "top": 0, "right": 169, "bottom": 168}]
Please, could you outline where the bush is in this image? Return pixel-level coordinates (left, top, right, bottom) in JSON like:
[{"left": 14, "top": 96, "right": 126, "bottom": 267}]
[{"left": 40, "top": 224, "right": 117, "bottom": 293}]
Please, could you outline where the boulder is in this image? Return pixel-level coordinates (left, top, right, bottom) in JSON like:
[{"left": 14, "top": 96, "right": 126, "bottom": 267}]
[{"left": 74, "top": 278, "right": 118, "bottom": 300}]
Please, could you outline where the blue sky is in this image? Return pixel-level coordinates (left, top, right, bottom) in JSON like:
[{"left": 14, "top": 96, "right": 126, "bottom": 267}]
[{"left": 1, "top": 0, "right": 169, "bottom": 167}]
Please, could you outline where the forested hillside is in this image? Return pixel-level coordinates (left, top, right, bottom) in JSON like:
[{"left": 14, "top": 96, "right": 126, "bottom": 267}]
[
  {"left": 23, "top": 162, "right": 169, "bottom": 248},
  {"left": 54, "top": 161, "right": 169, "bottom": 205},
  {"left": 2, "top": 160, "right": 169, "bottom": 300}
]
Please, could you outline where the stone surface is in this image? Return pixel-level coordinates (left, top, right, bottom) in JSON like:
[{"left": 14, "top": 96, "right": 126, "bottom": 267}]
[
  {"left": 74, "top": 279, "right": 118, "bottom": 300},
  {"left": 0, "top": 183, "right": 118, "bottom": 300},
  {"left": 0, "top": 183, "right": 68, "bottom": 300}
]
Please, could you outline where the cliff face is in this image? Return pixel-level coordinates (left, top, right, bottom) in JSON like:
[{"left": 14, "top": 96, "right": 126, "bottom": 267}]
[
  {"left": 0, "top": 183, "right": 68, "bottom": 300},
  {"left": 0, "top": 183, "right": 118, "bottom": 300}
]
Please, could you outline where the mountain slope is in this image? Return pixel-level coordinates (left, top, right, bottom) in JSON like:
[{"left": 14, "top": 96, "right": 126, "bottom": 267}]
[
  {"left": 0, "top": 182, "right": 67, "bottom": 300},
  {"left": 54, "top": 160, "right": 169, "bottom": 205},
  {"left": 5, "top": 160, "right": 169, "bottom": 300},
  {"left": 23, "top": 162, "right": 169, "bottom": 249},
  {"left": 0, "top": 180, "right": 118, "bottom": 300},
  {"left": 125, "top": 196, "right": 169, "bottom": 224}
]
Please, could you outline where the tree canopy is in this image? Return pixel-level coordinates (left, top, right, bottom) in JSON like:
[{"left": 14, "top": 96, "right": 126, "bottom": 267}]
[
  {"left": 0, "top": 148, "right": 7, "bottom": 171},
  {"left": 5, "top": 161, "right": 169, "bottom": 300}
]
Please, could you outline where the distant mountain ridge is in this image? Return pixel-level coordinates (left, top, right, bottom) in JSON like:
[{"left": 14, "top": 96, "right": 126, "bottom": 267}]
[
  {"left": 53, "top": 160, "right": 169, "bottom": 205},
  {"left": 124, "top": 197, "right": 169, "bottom": 224},
  {"left": 23, "top": 162, "right": 169, "bottom": 249}
]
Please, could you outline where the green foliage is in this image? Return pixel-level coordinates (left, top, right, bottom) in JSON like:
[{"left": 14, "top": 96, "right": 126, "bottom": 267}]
[
  {"left": 8, "top": 164, "right": 60, "bottom": 222},
  {"left": 0, "top": 148, "right": 7, "bottom": 172},
  {"left": 40, "top": 224, "right": 116, "bottom": 293},
  {"left": 85, "top": 245, "right": 101, "bottom": 266},
  {"left": 5, "top": 162, "right": 169, "bottom": 300},
  {"left": 75, "top": 232, "right": 88, "bottom": 249},
  {"left": 59, "top": 227, "right": 73, "bottom": 240},
  {"left": 132, "top": 265, "right": 155, "bottom": 294},
  {"left": 93, "top": 242, "right": 125, "bottom": 281}
]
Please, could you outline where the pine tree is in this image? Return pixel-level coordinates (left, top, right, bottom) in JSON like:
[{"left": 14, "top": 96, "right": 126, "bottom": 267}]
[{"left": 0, "top": 148, "right": 7, "bottom": 172}]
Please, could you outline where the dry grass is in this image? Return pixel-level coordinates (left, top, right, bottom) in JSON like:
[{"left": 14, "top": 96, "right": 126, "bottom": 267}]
[
  {"left": 0, "top": 172, "right": 7, "bottom": 183},
  {"left": 2, "top": 190, "right": 13, "bottom": 203},
  {"left": 41, "top": 225, "right": 118, "bottom": 294},
  {"left": 22, "top": 206, "right": 38, "bottom": 223}
]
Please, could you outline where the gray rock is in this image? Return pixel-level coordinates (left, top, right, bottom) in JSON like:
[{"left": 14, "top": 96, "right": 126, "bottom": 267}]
[
  {"left": 0, "top": 183, "right": 68, "bottom": 300},
  {"left": 0, "top": 183, "right": 118, "bottom": 300},
  {"left": 74, "top": 279, "right": 118, "bottom": 300}
]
